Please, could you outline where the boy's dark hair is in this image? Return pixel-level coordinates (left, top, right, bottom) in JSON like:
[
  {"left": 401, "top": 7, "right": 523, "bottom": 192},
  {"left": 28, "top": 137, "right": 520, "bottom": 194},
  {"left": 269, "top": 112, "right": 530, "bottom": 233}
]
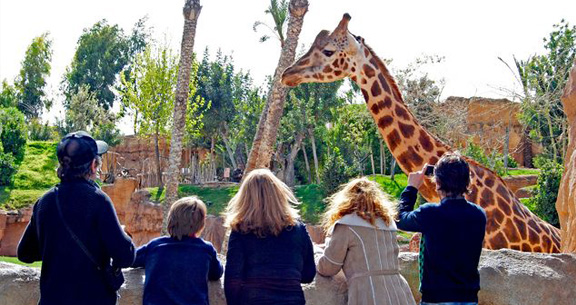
[
  {"left": 168, "top": 196, "right": 207, "bottom": 240},
  {"left": 434, "top": 152, "right": 470, "bottom": 197},
  {"left": 57, "top": 156, "right": 101, "bottom": 181}
]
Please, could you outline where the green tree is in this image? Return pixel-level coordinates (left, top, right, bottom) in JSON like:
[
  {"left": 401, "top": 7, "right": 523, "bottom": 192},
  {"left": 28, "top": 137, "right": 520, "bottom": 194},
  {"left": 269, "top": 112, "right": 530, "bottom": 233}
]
[
  {"left": 62, "top": 18, "right": 149, "bottom": 110},
  {"left": 0, "top": 80, "right": 18, "bottom": 108},
  {"left": 121, "top": 45, "right": 179, "bottom": 190},
  {"left": 528, "top": 157, "right": 563, "bottom": 227},
  {"left": 253, "top": 0, "right": 290, "bottom": 46},
  {"left": 516, "top": 20, "right": 575, "bottom": 163},
  {"left": 58, "top": 85, "right": 121, "bottom": 145},
  {"left": 15, "top": 33, "right": 53, "bottom": 119},
  {"left": 0, "top": 107, "right": 27, "bottom": 163}
]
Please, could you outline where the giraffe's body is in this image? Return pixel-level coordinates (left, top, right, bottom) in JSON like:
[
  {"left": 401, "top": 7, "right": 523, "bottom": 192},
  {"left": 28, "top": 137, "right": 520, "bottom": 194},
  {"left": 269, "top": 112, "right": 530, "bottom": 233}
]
[{"left": 281, "top": 14, "right": 561, "bottom": 253}]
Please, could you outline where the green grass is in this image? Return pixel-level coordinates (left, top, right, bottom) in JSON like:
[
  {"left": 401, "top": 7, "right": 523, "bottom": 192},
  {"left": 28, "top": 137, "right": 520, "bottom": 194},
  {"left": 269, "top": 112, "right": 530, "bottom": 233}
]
[
  {"left": 1, "top": 141, "right": 58, "bottom": 210},
  {"left": 368, "top": 174, "right": 408, "bottom": 199},
  {"left": 505, "top": 168, "right": 540, "bottom": 176},
  {"left": 294, "top": 184, "right": 326, "bottom": 224},
  {"left": 0, "top": 256, "right": 41, "bottom": 267},
  {"left": 147, "top": 185, "right": 239, "bottom": 216}
]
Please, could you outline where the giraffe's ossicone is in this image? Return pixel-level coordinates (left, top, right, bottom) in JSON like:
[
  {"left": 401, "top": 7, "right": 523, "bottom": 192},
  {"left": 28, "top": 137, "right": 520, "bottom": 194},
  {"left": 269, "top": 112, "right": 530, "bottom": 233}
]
[{"left": 281, "top": 13, "right": 561, "bottom": 253}]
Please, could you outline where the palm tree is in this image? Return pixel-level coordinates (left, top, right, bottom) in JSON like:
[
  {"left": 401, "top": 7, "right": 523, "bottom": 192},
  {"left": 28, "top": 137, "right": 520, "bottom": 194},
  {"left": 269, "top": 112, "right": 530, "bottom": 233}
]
[
  {"left": 245, "top": 0, "right": 309, "bottom": 176},
  {"left": 164, "top": 0, "right": 202, "bottom": 233}
]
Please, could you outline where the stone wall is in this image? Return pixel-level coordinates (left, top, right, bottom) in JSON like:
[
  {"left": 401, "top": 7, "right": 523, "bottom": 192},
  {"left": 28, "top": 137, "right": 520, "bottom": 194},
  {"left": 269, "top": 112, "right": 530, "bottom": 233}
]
[
  {"left": 0, "top": 209, "right": 32, "bottom": 256},
  {"left": 1, "top": 249, "right": 575, "bottom": 305},
  {"left": 441, "top": 97, "right": 541, "bottom": 167},
  {"left": 557, "top": 59, "right": 576, "bottom": 253}
]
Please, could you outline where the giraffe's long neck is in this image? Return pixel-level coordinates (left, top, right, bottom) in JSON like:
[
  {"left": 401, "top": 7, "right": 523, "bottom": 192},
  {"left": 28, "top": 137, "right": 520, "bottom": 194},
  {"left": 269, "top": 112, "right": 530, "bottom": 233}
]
[
  {"left": 352, "top": 44, "right": 560, "bottom": 252},
  {"left": 352, "top": 45, "right": 449, "bottom": 202}
]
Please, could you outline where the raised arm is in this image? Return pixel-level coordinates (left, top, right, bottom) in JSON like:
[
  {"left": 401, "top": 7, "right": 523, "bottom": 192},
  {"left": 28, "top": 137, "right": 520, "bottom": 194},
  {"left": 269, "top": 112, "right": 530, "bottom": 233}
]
[{"left": 317, "top": 224, "right": 350, "bottom": 277}]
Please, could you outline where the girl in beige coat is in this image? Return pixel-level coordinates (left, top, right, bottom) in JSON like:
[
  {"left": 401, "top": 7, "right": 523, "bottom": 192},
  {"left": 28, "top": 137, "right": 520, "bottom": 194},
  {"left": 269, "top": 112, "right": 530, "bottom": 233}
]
[{"left": 317, "top": 178, "right": 416, "bottom": 305}]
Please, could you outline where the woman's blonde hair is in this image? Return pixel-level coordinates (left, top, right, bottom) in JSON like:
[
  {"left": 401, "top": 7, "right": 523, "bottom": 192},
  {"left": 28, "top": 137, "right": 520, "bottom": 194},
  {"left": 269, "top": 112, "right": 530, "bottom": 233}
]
[
  {"left": 321, "top": 177, "right": 398, "bottom": 232},
  {"left": 167, "top": 196, "right": 207, "bottom": 240},
  {"left": 224, "top": 168, "right": 300, "bottom": 237}
]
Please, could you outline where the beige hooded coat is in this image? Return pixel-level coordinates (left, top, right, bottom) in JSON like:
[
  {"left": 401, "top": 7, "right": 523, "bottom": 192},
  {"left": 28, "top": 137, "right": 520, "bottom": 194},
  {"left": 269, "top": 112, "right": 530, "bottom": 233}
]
[{"left": 317, "top": 214, "right": 416, "bottom": 305}]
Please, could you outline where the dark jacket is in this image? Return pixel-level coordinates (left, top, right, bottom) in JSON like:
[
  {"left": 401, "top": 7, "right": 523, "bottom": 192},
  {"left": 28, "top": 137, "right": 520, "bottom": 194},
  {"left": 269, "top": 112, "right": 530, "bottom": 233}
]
[
  {"left": 17, "top": 179, "right": 135, "bottom": 305},
  {"left": 224, "top": 222, "right": 316, "bottom": 305},
  {"left": 133, "top": 236, "right": 223, "bottom": 305},
  {"left": 396, "top": 186, "right": 487, "bottom": 303}
]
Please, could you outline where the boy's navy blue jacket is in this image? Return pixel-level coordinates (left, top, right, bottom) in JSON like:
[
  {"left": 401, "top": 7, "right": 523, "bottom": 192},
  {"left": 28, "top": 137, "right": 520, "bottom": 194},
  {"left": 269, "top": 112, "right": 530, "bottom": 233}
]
[
  {"left": 224, "top": 222, "right": 316, "bottom": 305},
  {"left": 17, "top": 179, "right": 136, "bottom": 305},
  {"left": 396, "top": 186, "right": 487, "bottom": 303},
  {"left": 133, "top": 236, "right": 223, "bottom": 305}
]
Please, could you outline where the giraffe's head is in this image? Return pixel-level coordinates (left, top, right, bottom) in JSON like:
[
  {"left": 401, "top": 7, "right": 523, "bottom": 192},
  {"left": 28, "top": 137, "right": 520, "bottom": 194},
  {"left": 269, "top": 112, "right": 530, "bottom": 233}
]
[{"left": 282, "top": 13, "right": 363, "bottom": 87}]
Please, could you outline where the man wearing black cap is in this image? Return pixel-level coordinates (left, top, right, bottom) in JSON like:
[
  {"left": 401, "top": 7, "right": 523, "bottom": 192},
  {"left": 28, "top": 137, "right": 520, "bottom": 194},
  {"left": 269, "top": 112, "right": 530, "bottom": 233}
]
[{"left": 18, "top": 131, "right": 135, "bottom": 305}]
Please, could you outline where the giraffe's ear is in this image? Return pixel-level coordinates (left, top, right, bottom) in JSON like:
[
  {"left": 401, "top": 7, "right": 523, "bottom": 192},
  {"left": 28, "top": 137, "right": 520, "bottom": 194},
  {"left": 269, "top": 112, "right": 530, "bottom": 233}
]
[{"left": 334, "top": 13, "right": 351, "bottom": 34}]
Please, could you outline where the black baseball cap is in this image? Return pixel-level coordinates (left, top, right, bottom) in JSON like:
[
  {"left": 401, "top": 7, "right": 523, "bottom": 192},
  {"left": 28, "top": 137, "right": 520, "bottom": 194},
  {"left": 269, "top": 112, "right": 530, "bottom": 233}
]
[{"left": 57, "top": 131, "right": 109, "bottom": 167}]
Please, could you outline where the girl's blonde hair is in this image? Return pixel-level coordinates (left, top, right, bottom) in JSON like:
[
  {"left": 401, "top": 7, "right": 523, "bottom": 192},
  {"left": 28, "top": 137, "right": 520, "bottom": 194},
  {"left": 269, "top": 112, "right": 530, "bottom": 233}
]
[
  {"left": 321, "top": 177, "right": 398, "bottom": 232},
  {"left": 224, "top": 168, "right": 300, "bottom": 237}
]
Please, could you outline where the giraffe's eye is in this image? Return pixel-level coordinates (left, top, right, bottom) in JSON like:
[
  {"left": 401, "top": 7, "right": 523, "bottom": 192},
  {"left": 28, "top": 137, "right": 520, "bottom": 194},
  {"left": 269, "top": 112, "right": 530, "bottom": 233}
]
[{"left": 322, "top": 50, "right": 335, "bottom": 57}]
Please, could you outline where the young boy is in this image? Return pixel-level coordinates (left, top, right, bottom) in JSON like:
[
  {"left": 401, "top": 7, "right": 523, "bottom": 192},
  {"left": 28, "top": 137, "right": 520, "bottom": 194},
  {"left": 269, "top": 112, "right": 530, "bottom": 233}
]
[{"left": 133, "top": 196, "right": 223, "bottom": 305}]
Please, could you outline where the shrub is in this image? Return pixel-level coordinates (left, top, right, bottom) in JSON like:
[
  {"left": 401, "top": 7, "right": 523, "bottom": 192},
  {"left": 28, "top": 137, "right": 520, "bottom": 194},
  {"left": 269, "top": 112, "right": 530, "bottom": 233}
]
[
  {"left": 528, "top": 157, "right": 563, "bottom": 227},
  {"left": 0, "top": 107, "right": 27, "bottom": 163},
  {"left": 29, "top": 119, "right": 59, "bottom": 141},
  {"left": 0, "top": 152, "right": 16, "bottom": 185},
  {"left": 320, "top": 147, "right": 357, "bottom": 196},
  {"left": 462, "top": 139, "right": 517, "bottom": 176}
]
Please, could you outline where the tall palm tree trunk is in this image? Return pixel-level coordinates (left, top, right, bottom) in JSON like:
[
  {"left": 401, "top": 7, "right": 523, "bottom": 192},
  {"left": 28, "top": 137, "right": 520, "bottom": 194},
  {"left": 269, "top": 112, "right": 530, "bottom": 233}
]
[
  {"left": 164, "top": 0, "right": 202, "bottom": 233},
  {"left": 244, "top": 0, "right": 309, "bottom": 176}
]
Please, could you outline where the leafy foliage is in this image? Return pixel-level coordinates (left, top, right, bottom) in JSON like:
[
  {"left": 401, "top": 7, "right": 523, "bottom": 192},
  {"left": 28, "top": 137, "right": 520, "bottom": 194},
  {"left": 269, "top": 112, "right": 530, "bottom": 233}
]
[
  {"left": 320, "top": 147, "right": 358, "bottom": 196},
  {"left": 517, "top": 20, "right": 575, "bottom": 163},
  {"left": 253, "top": 0, "right": 289, "bottom": 45},
  {"left": 0, "top": 107, "right": 27, "bottom": 163},
  {"left": 15, "top": 33, "right": 53, "bottom": 119},
  {"left": 62, "top": 18, "right": 149, "bottom": 110},
  {"left": 528, "top": 157, "right": 563, "bottom": 227},
  {"left": 462, "top": 139, "right": 518, "bottom": 176},
  {"left": 28, "top": 119, "right": 59, "bottom": 141},
  {"left": 0, "top": 153, "right": 17, "bottom": 186},
  {"left": 0, "top": 80, "right": 18, "bottom": 108}
]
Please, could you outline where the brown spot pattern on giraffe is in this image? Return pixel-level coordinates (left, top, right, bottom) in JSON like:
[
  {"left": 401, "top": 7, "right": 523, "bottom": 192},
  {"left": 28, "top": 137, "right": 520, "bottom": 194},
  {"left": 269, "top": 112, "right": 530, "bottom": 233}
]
[
  {"left": 436, "top": 150, "right": 446, "bottom": 158},
  {"left": 480, "top": 189, "right": 494, "bottom": 207},
  {"left": 364, "top": 48, "right": 370, "bottom": 57},
  {"left": 334, "top": 70, "right": 342, "bottom": 77},
  {"left": 382, "top": 96, "right": 392, "bottom": 108},
  {"left": 378, "top": 74, "right": 391, "bottom": 94},
  {"left": 323, "top": 66, "right": 333, "bottom": 73},
  {"left": 332, "top": 59, "right": 340, "bottom": 68},
  {"left": 497, "top": 196, "right": 512, "bottom": 215},
  {"left": 419, "top": 132, "right": 434, "bottom": 152},
  {"left": 363, "top": 64, "right": 375, "bottom": 78},
  {"left": 371, "top": 81, "right": 381, "bottom": 97},
  {"left": 361, "top": 89, "right": 369, "bottom": 101},
  {"left": 395, "top": 106, "right": 410, "bottom": 120},
  {"left": 377, "top": 100, "right": 387, "bottom": 110},
  {"left": 496, "top": 184, "right": 510, "bottom": 201},
  {"left": 387, "top": 129, "right": 402, "bottom": 152},
  {"left": 398, "top": 121, "right": 415, "bottom": 138},
  {"left": 370, "top": 104, "right": 380, "bottom": 115},
  {"left": 491, "top": 232, "right": 508, "bottom": 248},
  {"left": 514, "top": 216, "right": 527, "bottom": 240},
  {"left": 299, "top": 58, "right": 310, "bottom": 66},
  {"left": 397, "top": 147, "right": 424, "bottom": 172},
  {"left": 521, "top": 243, "right": 532, "bottom": 252},
  {"left": 503, "top": 219, "right": 521, "bottom": 243},
  {"left": 485, "top": 176, "right": 495, "bottom": 188},
  {"left": 468, "top": 186, "right": 478, "bottom": 203},
  {"left": 492, "top": 208, "right": 505, "bottom": 224}
]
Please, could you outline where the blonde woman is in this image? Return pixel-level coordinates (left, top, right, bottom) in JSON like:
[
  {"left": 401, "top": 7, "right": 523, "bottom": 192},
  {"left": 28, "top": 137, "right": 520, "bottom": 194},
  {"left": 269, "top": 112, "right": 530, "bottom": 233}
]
[
  {"left": 318, "top": 177, "right": 416, "bottom": 305},
  {"left": 224, "top": 168, "right": 316, "bottom": 305}
]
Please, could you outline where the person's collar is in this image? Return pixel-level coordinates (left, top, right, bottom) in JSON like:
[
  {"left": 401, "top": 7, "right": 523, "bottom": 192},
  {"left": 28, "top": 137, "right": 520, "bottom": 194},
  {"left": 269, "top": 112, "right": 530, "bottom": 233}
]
[{"left": 330, "top": 213, "right": 397, "bottom": 234}]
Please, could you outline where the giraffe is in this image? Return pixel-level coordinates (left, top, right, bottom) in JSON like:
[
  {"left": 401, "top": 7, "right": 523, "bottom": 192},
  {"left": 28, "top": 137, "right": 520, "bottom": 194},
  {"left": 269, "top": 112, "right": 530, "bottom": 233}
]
[{"left": 281, "top": 14, "right": 561, "bottom": 253}]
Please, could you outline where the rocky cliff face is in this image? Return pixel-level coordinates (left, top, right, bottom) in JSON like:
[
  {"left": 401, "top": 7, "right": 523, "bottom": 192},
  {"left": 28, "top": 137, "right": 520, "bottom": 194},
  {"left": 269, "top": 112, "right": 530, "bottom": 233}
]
[
  {"left": 1, "top": 249, "right": 575, "bottom": 305},
  {"left": 557, "top": 59, "right": 576, "bottom": 253},
  {"left": 101, "top": 178, "right": 162, "bottom": 247},
  {"left": 0, "top": 208, "right": 32, "bottom": 256}
]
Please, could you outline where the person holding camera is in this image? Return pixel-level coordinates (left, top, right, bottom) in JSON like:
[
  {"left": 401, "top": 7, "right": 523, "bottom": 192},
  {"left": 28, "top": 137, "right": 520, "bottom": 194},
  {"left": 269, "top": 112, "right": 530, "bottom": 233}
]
[
  {"left": 18, "top": 131, "right": 135, "bottom": 305},
  {"left": 396, "top": 152, "right": 487, "bottom": 305}
]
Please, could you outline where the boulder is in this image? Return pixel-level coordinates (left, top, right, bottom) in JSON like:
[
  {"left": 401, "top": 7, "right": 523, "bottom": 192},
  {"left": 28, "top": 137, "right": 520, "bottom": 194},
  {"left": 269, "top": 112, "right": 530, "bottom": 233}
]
[
  {"left": 102, "top": 178, "right": 163, "bottom": 247},
  {"left": 201, "top": 216, "right": 226, "bottom": 253},
  {"left": 502, "top": 174, "right": 538, "bottom": 193},
  {"left": 557, "top": 59, "right": 576, "bottom": 253},
  {"left": 2, "top": 249, "right": 575, "bottom": 305}
]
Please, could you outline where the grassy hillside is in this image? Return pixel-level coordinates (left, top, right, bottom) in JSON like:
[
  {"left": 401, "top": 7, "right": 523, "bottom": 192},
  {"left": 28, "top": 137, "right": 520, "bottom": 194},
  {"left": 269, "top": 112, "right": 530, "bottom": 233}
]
[{"left": 0, "top": 141, "right": 58, "bottom": 210}]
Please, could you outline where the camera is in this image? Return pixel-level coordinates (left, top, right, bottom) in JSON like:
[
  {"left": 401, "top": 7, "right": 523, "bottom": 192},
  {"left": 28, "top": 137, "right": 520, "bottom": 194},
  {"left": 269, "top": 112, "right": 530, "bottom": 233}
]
[{"left": 424, "top": 165, "right": 435, "bottom": 177}]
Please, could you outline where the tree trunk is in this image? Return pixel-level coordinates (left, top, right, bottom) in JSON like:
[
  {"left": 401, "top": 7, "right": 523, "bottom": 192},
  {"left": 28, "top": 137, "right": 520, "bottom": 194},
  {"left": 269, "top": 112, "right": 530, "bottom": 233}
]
[
  {"left": 284, "top": 132, "right": 304, "bottom": 187},
  {"left": 302, "top": 140, "right": 312, "bottom": 184},
  {"left": 164, "top": 0, "right": 202, "bottom": 233},
  {"left": 390, "top": 157, "right": 397, "bottom": 181},
  {"left": 244, "top": 0, "right": 309, "bottom": 176},
  {"left": 380, "top": 140, "right": 385, "bottom": 175},
  {"left": 154, "top": 131, "right": 164, "bottom": 190},
  {"left": 370, "top": 146, "right": 376, "bottom": 175},
  {"left": 221, "top": 124, "right": 238, "bottom": 169},
  {"left": 503, "top": 124, "right": 510, "bottom": 173},
  {"left": 308, "top": 128, "right": 320, "bottom": 184}
]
